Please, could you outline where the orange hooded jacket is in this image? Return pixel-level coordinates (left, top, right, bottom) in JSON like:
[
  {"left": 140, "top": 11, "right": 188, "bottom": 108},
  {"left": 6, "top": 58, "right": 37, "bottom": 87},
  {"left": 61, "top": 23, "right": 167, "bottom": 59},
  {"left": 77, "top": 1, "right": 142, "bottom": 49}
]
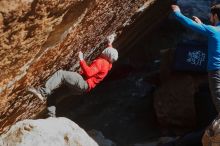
[{"left": 80, "top": 57, "right": 112, "bottom": 91}]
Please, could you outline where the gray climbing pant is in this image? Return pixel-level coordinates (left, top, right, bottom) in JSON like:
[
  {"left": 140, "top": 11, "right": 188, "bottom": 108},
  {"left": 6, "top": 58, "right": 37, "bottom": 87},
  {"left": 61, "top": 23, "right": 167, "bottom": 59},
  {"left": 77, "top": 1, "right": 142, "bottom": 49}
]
[
  {"left": 42, "top": 70, "right": 88, "bottom": 96},
  {"left": 208, "top": 70, "right": 220, "bottom": 112}
]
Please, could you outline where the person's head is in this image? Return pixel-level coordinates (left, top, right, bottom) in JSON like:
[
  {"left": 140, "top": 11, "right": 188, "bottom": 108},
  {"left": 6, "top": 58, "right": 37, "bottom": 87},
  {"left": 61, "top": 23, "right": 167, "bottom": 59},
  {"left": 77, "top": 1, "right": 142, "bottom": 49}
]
[
  {"left": 101, "top": 47, "right": 118, "bottom": 63},
  {"left": 210, "top": 4, "right": 220, "bottom": 25}
]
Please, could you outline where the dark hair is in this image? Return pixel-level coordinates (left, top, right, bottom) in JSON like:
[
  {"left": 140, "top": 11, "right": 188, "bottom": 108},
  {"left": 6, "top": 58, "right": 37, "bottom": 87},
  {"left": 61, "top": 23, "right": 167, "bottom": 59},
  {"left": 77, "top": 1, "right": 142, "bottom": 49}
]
[{"left": 211, "top": 4, "right": 220, "bottom": 20}]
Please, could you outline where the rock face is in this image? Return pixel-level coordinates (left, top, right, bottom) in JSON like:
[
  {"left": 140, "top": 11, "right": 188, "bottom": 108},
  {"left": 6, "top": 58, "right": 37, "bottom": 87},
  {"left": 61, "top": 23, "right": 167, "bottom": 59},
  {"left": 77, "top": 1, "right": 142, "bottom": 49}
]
[
  {"left": 0, "top": 0, "right": 172, "bottom": 133},
  {"left": 154, "top": 74, "right": 198, "bottom": 133},
  {"left": 0, "top": 117, "right": 98, "bottom": 146}
]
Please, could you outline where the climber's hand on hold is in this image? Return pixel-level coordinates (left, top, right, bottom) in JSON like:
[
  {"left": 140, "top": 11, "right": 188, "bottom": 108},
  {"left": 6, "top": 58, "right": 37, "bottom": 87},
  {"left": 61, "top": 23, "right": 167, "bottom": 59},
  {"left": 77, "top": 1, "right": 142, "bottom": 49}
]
[
  {"left": 171, "top": 5, "right": 181, "bottom": 12},
  {"left": 78, "top": 51, "right": 84, "bottom": 61}
]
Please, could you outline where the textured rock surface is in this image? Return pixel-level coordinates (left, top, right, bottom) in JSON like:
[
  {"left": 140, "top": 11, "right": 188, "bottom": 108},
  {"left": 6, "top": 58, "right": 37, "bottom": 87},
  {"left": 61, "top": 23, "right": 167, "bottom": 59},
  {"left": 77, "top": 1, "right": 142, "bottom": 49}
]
[
  {"left": 0, "top": 0, "right": 172, "bottom": 133},
  {"left": 0, "top": 117, "right": 98, "bottom": 146}
]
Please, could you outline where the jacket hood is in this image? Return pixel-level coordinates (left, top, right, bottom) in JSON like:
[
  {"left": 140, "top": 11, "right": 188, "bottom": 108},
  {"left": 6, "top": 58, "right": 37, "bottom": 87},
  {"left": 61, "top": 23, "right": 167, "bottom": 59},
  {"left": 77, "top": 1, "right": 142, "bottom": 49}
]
[{"left": 101, "top": 47, "right": 118, "bottom": 63}]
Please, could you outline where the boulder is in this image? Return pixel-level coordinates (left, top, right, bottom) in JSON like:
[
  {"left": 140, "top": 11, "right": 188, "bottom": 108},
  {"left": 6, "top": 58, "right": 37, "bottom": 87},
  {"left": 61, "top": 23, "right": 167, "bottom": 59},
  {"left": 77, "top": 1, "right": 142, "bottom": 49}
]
[
  {"left": 0, "top": 0, "right": 172, "bottom": 133},
  {"left": 154, "top": 74, "right": 197, "bottom": 134},
  {"left": 0, "top": 117, "right": 98, "bottom": 146},
  {"left": 154, "top": 48, "right": 208, "bottom": 134}
]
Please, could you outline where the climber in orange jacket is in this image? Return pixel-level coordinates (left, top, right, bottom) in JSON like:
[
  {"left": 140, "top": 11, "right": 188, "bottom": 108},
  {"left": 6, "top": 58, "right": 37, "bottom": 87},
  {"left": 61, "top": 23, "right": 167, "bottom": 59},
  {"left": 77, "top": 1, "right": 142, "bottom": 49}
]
[{"left": 28, "top": 34, "right": 118, "bottom": 101}]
